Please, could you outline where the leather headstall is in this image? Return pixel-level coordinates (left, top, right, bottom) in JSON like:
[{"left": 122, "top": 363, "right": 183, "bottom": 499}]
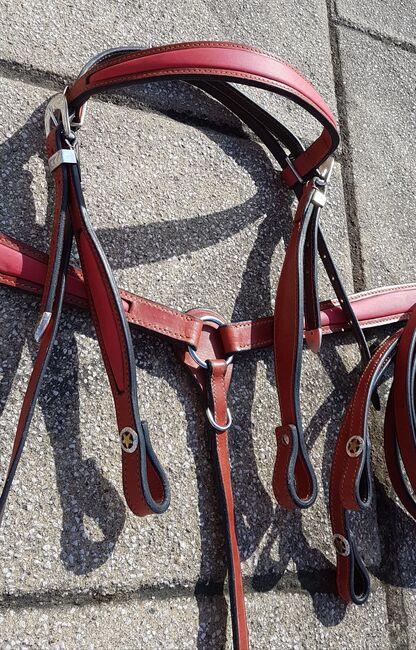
[{"left": 0, "top": 41, "right": 415, "bottom": 649}]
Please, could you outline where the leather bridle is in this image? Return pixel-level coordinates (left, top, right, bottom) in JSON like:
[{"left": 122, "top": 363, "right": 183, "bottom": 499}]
[{"left": 0, "top": 41, "right": 415, "bottom": 649}]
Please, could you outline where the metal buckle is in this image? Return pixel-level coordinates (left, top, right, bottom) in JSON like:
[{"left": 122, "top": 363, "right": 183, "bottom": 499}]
[
  {"left": 187, "top": 315, "right": 233, "bottom": 370},
  {"left": 44, "top": 90, "right": 86, "bottom": 137},
  {"left": 45, "top": 92, "right": 73, "bottom": 138},
  {"left": 311, "top": 156, "right": 335, "bottom": 207}
]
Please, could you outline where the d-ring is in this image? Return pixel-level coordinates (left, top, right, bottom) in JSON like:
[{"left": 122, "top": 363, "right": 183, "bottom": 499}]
[
  {"left": 206, "top": 407, "right": 232, "bottom": 432},
  {"left": 188, "top": 315, "right": 233, "bottom": 369}
]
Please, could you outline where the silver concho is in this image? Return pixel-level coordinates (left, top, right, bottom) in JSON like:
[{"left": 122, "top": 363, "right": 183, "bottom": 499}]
[
  {"left": 346, "top": 435, "right": 364, "bottom": 458},
  {"left": 333, "top": 534, "right": 351, "bottom": 557},
  {"left": 120, "top": 427, "right": 139, "bottom": 454}
]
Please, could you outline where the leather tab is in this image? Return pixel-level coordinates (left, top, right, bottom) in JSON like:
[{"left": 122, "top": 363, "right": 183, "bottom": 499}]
[{"left": 177, "top": 308, "right": 233, "bottom": 393}]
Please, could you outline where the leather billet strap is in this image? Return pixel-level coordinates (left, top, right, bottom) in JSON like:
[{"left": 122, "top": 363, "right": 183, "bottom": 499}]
[
  {"left": 329, "top": 305, "right": 416, "bottom": 604},
  {"left": 206, "top": 360, "right": 249, "bottom": 650},
  {"left": 0, "top": 171, "right": 73, "bottom": 524}
]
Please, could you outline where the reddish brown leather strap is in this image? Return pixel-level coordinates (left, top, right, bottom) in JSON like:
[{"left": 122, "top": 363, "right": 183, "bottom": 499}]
[
  {"left": 273, "top": 182, "right": 318, "bottom": 509},
  {"left": 66, "top": 41, "right": 338, "bottom": 185},
  {"left": 329, "top": 332, "right": 400, "bottom": 603},
  {"left": 0, "top": 156, "right": 73, "bottom": 523},
  {"left": 0, "top": 233, "right": 203, "bottom": 348},
  {"left": 207, "top": 360, "right": 249, "bottom": 650},
  {"left": 176, "top": 314, "right": 247, "bottom": 650},
  {"left": 329, "top": 304, "right": 416, "bottom": 604},
  {"left": 219, "top": 285, "right": 416, "bottom": 353},
  {"left": 1, "top": 231, "right": 415, "bottom": 354}
]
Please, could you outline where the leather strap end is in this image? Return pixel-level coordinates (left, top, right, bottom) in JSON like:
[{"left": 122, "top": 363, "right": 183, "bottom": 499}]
[
  {"left": 273, "top": 424, "right": 317, "bottom": 509},
  {"left": 334, "top": 532, "right": 371, "bottom": 605}
]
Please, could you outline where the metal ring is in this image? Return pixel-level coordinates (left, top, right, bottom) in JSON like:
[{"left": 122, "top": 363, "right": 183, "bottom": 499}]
[
  {"left": 206, "top": 407, "right": 232, "bottom": 432},
  {"left": 333, "top": 534, "right": 351, "bottom": 557},
  {"left": 187, "top": 315, "right": 234, "bottom": 369},
  {"left": 120, "top": 427, "right": 139, "bottom": 453}
]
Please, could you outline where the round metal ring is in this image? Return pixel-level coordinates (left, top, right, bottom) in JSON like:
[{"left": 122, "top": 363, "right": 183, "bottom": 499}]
[
  {"left": 333, "top": 534, "right": 351, "bottom": 557},
  {"left": 206, "top": 407, "right": 232, "bottom": 432},
  {"left": 187, "top": 315, "right": 234, "bottom": 369},
  {"left": 120, "top": 427, "right": 139, "bottom": 454}
]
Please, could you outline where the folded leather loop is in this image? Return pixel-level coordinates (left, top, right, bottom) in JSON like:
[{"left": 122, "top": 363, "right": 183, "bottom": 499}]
[
  {"left": 273, "top": 183, "right": 319, "bottom": 508},
  {"left": 65, "top": 131, "right": 170, "bottom": 516}
]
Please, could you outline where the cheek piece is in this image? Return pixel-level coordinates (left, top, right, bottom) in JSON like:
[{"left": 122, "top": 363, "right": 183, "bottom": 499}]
[{"left": 0, "top": 41, "right": 415, "bottom": 648}]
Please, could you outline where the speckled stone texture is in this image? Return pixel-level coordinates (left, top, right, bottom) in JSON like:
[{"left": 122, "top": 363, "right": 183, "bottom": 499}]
[{"left": 0, "top": 1, "right": 415, "bottom": 648}]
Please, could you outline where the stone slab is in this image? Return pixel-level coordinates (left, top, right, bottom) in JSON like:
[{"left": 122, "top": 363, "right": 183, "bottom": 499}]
[
  {"left": 337, "top": 27, "right": 416, "bottom": 287},
  {"left": 0, "top": 586, "right": 391, "bottom": 649},
  {"left": 336, "top": 0, "right": 416, "bottom": 47}
]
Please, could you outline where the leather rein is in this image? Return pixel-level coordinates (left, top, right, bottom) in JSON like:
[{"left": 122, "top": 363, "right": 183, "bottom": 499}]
[{"left": 0, "top": 41, "right": 415, "bottom": 649}]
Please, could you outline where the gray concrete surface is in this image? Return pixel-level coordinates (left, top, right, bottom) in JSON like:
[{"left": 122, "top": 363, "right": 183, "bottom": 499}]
[
  {"left": 336, "top": 0, "right": 416, "bottom": 48},
  {"left": 0, "top": 589, "right": 392, "bottom": 650},
  {"left": 0, "top": 1, "right": 415, "bottom": 648}
]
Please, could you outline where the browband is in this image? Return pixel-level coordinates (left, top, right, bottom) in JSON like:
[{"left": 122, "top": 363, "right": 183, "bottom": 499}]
[{"left": 0, "top": 41, "right": 414, "bottom": 649}]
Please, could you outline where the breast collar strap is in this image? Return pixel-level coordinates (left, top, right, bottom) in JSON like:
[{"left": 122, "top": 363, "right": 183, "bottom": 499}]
[{"left": 0, "top": 41, "right": 415, "bottom": 649}]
